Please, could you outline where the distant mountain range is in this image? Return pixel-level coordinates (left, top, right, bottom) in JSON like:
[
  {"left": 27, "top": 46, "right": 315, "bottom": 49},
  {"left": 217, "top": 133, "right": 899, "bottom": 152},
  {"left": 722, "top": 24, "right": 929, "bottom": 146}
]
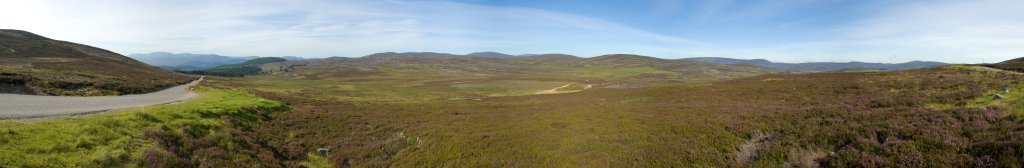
[
  {"left": 349, "top": 53, "right": 947, "bottom": 72},
  {"left": 129, "top": 51, "right": 950, "bottom": 75},
  {"left": 260, "top": 52, "right": 773, "bottom": 84},
  {"left": 682, "top": 57, "right": 947, "bottom": 72},
  {"left": 466, "top": 52, "right": 516, "bottom": 58},
  {"left": 191, "top": 57, "right": 290, "bottom": 77},
  {"left": 128, "top": 52, "right": 303, "bottom": 71}
]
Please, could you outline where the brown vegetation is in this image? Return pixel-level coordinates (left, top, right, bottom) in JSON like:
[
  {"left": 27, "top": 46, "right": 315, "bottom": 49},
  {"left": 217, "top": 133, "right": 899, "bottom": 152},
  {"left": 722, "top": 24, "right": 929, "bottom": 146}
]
[
  {"left": 178, "top": 65, "right": 1024, "bottom": 167},
  {"left": 271, "top": 52, "right": 772, "bottom": 86},
  {"left": 0, "top": 29, "right": 192, "bottom": 96}
]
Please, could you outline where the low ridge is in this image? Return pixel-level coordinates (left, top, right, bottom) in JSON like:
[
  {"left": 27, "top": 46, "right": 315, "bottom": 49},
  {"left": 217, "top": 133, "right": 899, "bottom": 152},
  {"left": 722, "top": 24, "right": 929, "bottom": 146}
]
[{"left": 0, "top": 29, "right": 192, "bottom": 96}]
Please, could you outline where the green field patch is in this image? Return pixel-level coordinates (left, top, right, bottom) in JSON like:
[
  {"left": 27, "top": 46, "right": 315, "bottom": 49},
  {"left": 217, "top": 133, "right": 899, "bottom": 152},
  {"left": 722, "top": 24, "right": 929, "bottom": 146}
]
[
  {"left": 572, "top": 66, "right": 679, "bottom": 79},
  {"left": 0, "top": 88, "right": 289, "bottom": 167},
  {"left": 924, "top": 67, "right": 1024, "bottom": 120},
  {"left": 980, "top": 84, "right": 1024, "bottom": 120},
  {"left": 301, "top": 153, "right": 335, "bottom": 168},
  {"left": 619, "top": 96, "right": 651, "bottom": 104},
  {"left": 458, "top": 86, "right": 509, "bottom": 94},
  {"left": 452, "top": 80, "right": 574, "bottom": 96}
]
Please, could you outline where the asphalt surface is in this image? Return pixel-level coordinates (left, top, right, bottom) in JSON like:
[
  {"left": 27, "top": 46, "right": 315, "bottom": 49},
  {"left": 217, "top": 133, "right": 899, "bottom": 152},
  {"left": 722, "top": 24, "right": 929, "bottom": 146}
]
[
  {"left": 973, "top": 66, "right": 1023, "bottom": 75},
  {"left": 0, "top": 76, "right": 203, "bottom": 119}
]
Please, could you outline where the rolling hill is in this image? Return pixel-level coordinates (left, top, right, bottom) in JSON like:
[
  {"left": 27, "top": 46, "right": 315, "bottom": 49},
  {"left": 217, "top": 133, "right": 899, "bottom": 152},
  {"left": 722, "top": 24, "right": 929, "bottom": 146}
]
[
  {"left": 203, "top": 57, "right": 288, "bottom": 76},
  {"left": 184, "top": 55, "right": 1024, "bottom": 167},
  {"left": 684, "top": 57, "right": 946, "bottom": 72},
  {"left": 261, "top": 52, "right": 772, "bottom": 87},
  {"left": 0, "top": 29, "right": 192, "bottom": 96},
  {"left": 128, "top": 52, "right": 259, "bottom": 71},
  {"left": 983, "top": 57, "right": 1024, "bottom": 72},
  {"left": 466, "top": 51, "right": 517, "bottom": 58},
  {"left": 284, "top": 52, "right": 771, "bottom": 76},
  {"left": 174, "top": 57, "right": 290, "bottom": 77}
]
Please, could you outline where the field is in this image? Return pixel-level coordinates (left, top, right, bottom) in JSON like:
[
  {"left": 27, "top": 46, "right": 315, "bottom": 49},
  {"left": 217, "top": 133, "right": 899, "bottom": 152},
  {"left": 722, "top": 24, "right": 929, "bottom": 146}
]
[
  {"left": 177, "top": 65, "right": 1024, "bottom": 167},
  {"left": 0, "top": 88, "right": 289, "bottom": 167},
  {"left": 5, "top": 63, "right": 1023, "bottom": 167}
]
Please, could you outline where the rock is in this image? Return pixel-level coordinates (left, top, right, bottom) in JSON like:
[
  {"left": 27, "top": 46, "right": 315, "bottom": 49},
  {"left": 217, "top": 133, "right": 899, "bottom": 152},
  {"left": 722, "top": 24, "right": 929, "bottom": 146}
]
[{"left": 317, "top": 148, "right": 330, "bottom": 155}]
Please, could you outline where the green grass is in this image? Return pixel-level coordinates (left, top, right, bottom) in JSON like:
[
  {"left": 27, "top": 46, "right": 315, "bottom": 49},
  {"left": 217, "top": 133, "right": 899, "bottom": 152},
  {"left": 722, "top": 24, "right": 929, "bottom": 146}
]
[
  {"left": 942, "top": 64, "right": 992, "bottom": 71},
  {"left": 924, "top": 66, "right": 1024, "bottom": 120},
  {"left": 452, "top": 80, "right": 573, "bottom": 96},
  {"left": 213, "top": 74, "right": 584, "bottom": 103},
  {"left": 0, "top": 87, "right": 289, "bottom": 167},
  {"left": 572, "top": 66, "right": 679, "bottom": 79},
  {"left": 215, "top": 73, "right": 484, "bottom": 103},
  {"left": 301, "top": 153, "right": 335, "bottom": 168},
  {"left": 982, "top": 84, "right": 1024, "bottom": 120},
  {"left": 163, "top": 60, "right": 1024, "bottom": 167},
  {"left": 208, "top": 66, "right": 1024, "bottom": 167},
  {"left": 457, "top": 86, "right": 509, "bottom": 94}
]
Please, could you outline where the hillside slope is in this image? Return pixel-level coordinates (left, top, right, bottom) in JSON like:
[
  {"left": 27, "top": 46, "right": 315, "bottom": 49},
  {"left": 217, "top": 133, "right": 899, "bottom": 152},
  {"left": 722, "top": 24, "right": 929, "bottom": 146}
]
[
  {"left": 984, "top": 57, "right": 1024, "bottom": 72},
  {"left": 0, "top": 29, "right": 192, "bottom": 96}
]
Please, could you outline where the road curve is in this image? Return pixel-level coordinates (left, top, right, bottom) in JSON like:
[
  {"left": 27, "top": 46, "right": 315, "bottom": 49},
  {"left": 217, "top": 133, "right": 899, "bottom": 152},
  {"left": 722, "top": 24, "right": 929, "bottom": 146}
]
[
  {"left": 0, "top": 76, "right": 204, "bottom": 119},
  {"left": 972, "top": 66, "right": 1023, "bottom": 75}
]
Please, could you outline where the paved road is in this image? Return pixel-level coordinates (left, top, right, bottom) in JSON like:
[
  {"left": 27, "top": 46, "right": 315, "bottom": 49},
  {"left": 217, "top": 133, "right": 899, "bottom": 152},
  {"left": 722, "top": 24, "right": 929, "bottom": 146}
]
[
  {"left": 0, "top": 76, "right": 203, "bottom": 119},
  {"left": 972, "top": 66, "right": 1023, "bottom": 75}
]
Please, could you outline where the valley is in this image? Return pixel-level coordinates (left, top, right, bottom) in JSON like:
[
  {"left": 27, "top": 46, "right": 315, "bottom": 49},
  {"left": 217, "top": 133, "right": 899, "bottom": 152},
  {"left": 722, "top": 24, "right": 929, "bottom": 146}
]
[
  {"left": 2, "top": 29, "right": 1024, "bottom": 167},
  {"left": 192, "top": 64, "right": 1024, "bottom": 167},
  {"left": 6, "top": 0, "right": 1024, "bottom": 167},
  {"left": 5, "top": 40, "right": 1024, "bottom": 166}
]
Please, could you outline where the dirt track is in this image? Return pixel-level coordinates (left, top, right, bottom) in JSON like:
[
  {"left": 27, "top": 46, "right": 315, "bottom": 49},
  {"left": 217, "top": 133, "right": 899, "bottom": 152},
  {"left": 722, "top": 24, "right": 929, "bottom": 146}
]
[
  {"left": 0, "top": 77, "right": 203, "bottom": 119},
  {"left": 535, "top": 84, "right": 592, "bottom": 94}
]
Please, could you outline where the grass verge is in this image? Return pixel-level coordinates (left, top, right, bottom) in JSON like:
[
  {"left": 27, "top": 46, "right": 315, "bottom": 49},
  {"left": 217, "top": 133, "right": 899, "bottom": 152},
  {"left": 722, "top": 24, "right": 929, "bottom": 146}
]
[{"left": 0, "top": 87, "right": 289, "bottom": 167}]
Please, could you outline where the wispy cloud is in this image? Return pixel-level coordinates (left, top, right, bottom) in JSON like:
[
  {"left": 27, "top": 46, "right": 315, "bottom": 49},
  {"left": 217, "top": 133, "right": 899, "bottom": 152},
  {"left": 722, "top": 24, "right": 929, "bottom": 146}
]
[
  {"left": 689, "top": 0, "right": 817, "bottom": 23},
  {"left": 725, "top": 0, "right": 1024, "bottom": 63},
  {"left": 2, "top": 0, "right": 1020, "bottom": 63},
  {"left": 0, "top": 0, "right": 700, "bottom": 57}
]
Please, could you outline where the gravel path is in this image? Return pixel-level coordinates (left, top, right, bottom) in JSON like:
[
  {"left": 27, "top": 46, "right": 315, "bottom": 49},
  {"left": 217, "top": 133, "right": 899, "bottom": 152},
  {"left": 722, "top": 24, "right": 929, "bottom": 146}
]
[{"left": 0, "top": 76, "right": 203, "bottom": 119}]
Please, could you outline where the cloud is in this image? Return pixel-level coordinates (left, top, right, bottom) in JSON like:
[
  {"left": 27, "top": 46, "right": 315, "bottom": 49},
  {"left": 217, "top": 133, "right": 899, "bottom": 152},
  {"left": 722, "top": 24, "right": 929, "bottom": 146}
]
[
  {"left": 727, "top": 0, "right": 1024, "bottom": 63},
  {"left": 842, "top": 0, "right": 1024, "bottom": 63},
  {"left": 3, "top": 0, "right": 1019, "bottom": 63},
  {"left": 0, "top": 0, "right": 700, "bottom": 57},
  {"left": 688, "top": 0, "right": 817, "bottom": 23}
]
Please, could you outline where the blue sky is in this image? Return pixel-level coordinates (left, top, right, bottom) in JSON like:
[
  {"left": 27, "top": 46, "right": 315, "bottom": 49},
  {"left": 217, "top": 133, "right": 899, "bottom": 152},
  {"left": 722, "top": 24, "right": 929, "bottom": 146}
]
[
  {"left": 451, "top": 0, "right": 866, "bottom": 47},
  {"left": 1, "top": 0, "right": 1022, "bottom": 63}
]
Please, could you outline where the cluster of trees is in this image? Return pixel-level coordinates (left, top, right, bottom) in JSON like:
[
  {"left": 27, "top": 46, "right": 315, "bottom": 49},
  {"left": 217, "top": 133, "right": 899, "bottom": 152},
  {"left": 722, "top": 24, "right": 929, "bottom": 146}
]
[
  {"left": 174, "top": 69, "right": 255, "bottom": 77},
  {"left": 172, "top": 57, "right": 287, "bottom": 77}
]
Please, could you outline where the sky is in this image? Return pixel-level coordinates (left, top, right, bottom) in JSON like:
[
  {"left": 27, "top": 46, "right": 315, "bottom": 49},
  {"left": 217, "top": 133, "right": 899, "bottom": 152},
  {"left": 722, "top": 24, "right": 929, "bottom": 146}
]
[{"left": 1, "top": 0, "right": 1022, "bottom": 63}]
